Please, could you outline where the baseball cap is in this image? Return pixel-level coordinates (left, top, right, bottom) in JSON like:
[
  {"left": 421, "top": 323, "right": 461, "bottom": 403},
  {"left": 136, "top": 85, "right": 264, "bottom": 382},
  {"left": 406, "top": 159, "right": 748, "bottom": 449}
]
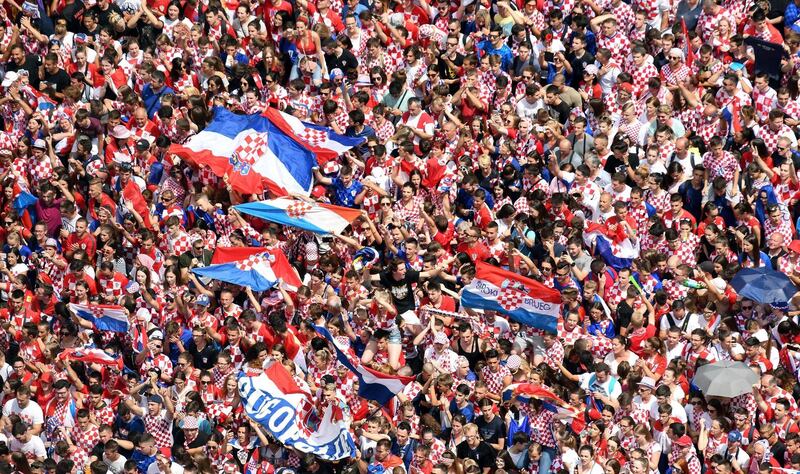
[
  {"left": 1, "top": 71, "right": 19, "bottom": 88},
  {"left": 32, "top": 139, "right": 47, "bottom": 150},
  {"left": 149, "top": 394, "right": 164, "bottom": 405},
  {"left": 135, "top": 139, "right": 150, "bottom": 151},
  {"left": 674, "top": 435, "right": 693, "bottom": 447},
  {"left": 728, "top": 430, "right": 742, "bottom": 443},
  {"left": 195, "top": 295, "right": 211, "bottom": 306},
  {"left": 789, "top": 240, "right": 800, "bottom": 254},
  {"left": 44, "top": 238, "right": 58, "bottom": 248}
]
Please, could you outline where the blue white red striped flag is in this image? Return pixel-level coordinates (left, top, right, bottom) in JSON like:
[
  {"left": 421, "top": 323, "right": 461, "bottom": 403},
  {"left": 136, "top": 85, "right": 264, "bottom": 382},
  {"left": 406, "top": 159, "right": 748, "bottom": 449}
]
[
  {"left": 191, "top": 247, "right": 302, "bottom": 292},
  {"left": 68, "top": 303, "right": 130, "bottom": 333},
  {"left": 263, "top": 108, "right": 365, "bottom": 164},
  {"left": 461, "top": 262, "right": 562, "bottom": 333},
  {"left": 57, "top": 347, "right": 124, "bottom": 370},
  {"left": 582, "top": 221, "right": 638, "bottom": 270},
  {"left": 234, "top": 198, "right": 362, "bottom": 235},
  {"left": 169, "top": 107, "right": 318, "bottom": 196},
  {"left": 315, "top": 326, "right": 414, "bottom": 405},
  {"left": 238, "top": 362, "right": 355, "bottom": 460}
]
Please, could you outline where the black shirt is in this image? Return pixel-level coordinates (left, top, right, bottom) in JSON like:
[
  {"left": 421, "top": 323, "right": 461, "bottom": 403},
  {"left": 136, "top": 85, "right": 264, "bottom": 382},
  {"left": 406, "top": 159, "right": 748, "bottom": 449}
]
[
  {"left": 568, "top": 51, "right": 595, "bottom": 88},
  {"left": 476, "top": 415, "right": 505, "bottom": 446},
  {"left": 379, "top": 269, "right": 420, "bottom": 314},
  {"left": 324, "top": 50, "right": 358, "bottom": 74},
  {"left": 456, "top": 440, "right": 496, "bottom": 469},
  {"left": 42, "top": 68, "right": 71, "bottom": 93},
  {"left": 6, "top": 55, "right": 41, "bottom": 88},
  {"left": 438, "top": 53, "right": 464, "bottom": 94}
]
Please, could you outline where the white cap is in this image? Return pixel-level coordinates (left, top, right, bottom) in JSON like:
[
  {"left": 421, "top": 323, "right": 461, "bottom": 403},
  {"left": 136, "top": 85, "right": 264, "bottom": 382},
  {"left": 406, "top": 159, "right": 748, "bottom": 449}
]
[{"left": 1, "top": 71, "right": 19, "bottom": 88}]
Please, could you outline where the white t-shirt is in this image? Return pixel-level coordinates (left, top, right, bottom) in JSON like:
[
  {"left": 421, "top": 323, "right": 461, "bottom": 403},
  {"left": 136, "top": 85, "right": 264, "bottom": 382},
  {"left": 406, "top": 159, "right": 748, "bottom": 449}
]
[
  {"left": 104, "top": 453, "right": 127, "bottom": 474},
  {"left": 9, "top": 435, "right": 46, "bottom": 460},
  {"left": 578, "top": 372, "right": 622, "bottom": 400},
  {"left": 147, "top": 462, "right": 184, "bottom": 474},
  {"left": 3, "top": 399, "right": 44, "bottom": 427}
]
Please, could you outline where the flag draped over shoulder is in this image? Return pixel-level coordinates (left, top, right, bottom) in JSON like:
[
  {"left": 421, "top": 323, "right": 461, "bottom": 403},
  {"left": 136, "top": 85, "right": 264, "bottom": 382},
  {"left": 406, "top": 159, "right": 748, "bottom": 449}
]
[
  {"left": 192, "top": 247, "right": 302, "bottom": 291},
  {"left": 461, "top": 262, "right": 562, "bottom": 333},
  {"left": 57, "top": 347, "right": 124, "bottom": 370},
  {"left": 315, "top": 325, "right": 414, "bottom": 405},
  {"left": 169, "top": 107, "right": 318, "bottom": 196},
  {"left": 68, "top": 303, "right": 130, "bottom": 333},
  {"left": 238, "top": 362, "right": 356, "bottom": 460},
  {"left": 234, "top": 198, "right": 362, "bottom": 235}
]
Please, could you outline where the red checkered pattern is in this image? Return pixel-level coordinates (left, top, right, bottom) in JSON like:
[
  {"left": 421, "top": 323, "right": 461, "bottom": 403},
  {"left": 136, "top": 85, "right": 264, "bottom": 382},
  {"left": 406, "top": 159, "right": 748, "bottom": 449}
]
[
  {"left": 70, "top": 425, "right": 100, "bottom": 452},
  {"left": 697, "top": 7, "right": 736, "bottom": 41},
  {"left": 765, "top": 214, "right": 794, "bottom": 247},
  {"left": 543, "top": 340, "right": 565, "bottom": 368},
  {"left": 29, "top": 156, "right": 54, "bottom": 187},
  {"left": 702, "top": 151, "right": 739, "bottom": 181},
  {"left": 753, "top": 87, "right": 778, "bottom": 123},
  {"left": 530, "top": 407, "right": 557, "bottom": 448},
  {"left": 558, "top": 321, "right": 587, "bottom": 347},
  {"left": 598, "top": 33, "right": 631, "bottom": 66},
  {"left": 285, "top": 201, "right": 313, "bottom": 219},
  {"left": 629, "top": 62, "right": 659, "bottom": 99},
  {"left": 716, "top": 89, "right": 752, "bottom": 113},
  {"left": 759, "top": 124, "right": 796, "bottom": 153},
  {"left": 145, "top": 411, "right": 174, "bottom": 448},
  {"left": 779, "top": 99, "right": 800, "bottom": 120},
  {"left": 90, "top": 404, "right": 115, "bottom": 427},
  {"left": 695, "top": 111, "right": 724, "bottom": 145},
  {"left": 497, "top": 287, "right": 526, "bottom": 311},
  {"left": 660, "top": 62, "right": 691, "bottom": 88},
  {"left": 480, "top": 365, "right": 511, "bottom": 394},
  {"left": 645, "top": 189, "right": 671, "bottom": 215}
]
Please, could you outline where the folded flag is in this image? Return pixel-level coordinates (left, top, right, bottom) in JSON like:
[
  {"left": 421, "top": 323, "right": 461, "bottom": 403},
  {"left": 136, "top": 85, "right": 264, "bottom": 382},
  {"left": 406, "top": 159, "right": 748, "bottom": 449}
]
[
  {"left": 582, "top": 221, "right": 637, "bottom": 270},
  {"left": 192, "top": 247, "right": 302, "bottom": 292},
  {"left": 69, "top": 303, "right": 130, "bottom": 333},
  {"left": 238, "top": 362, "right": 356, "bottom": 461},
  {"left": 315, "top": 326, "right": 414, "bottom": 406},
  {"left": 263, "top": 108, "right": 365, "bottom": 164},
  {"left": 57, "top": 347, "right": 124, "bottom": 370},
  {"left": 234, "top": 198, "right": 362, "bottom": 235},
  {"left": 461, "top": 262, "right": 561, "bottom": 333},
  {"left": 169, "top": 107, "right": 318, "bottom": 196}
]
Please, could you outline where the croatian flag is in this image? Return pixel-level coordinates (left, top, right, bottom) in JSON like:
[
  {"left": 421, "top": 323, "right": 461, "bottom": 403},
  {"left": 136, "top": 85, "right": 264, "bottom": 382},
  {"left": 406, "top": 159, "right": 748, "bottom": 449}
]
[
  {"left": 57, "top": 347, "right": 124, "bottom": 370},
  {"left": 169, "top": 107, "right": 317, "bottom": 196},
  {"left": 235, "top": 198, "right": 362, "bottom": 235},
  {"left": 461, "top": 262, "right": 561, "bottom": 333},
  {"left": 68, "top": 303, "right": 130, "bottom": 333},
  {"left": 582, "top": 221, "right": 638, "bottom": 270},
  {"left": 505, "top": 383, "right": 587, "bottom": 433},
  {"left": 315, "top": 326, "right": 414, "bottom": 406},
  {"left": 238, "top": 362, "right": 356, "bottom": 460},
  {"left": 263, "top": 108, "right": 365, "bottom": 164},
  {"left": 192, "top": 247, "right": 302, "bottom": 292}
]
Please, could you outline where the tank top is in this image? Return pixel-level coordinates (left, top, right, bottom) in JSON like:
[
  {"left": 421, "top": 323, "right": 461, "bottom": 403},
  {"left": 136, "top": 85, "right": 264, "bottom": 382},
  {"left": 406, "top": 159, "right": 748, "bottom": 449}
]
[{"left": 456, "top": 336, "right": 484, "bottom": 370}]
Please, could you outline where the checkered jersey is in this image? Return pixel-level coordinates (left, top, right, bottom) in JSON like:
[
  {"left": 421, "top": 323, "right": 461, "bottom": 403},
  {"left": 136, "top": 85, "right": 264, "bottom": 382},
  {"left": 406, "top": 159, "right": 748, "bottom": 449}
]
[
  {"left": 765, "top": 214, "right": 794, "bottom": 246},
  {"left": 145, "top": 411, "right": 174, "bottom": 448},
  {"left": 628, "top": 62, "right": 659, "bottom": 99},
  {"left": 702, "top": 151, "right": 739, "bottom": 181},
  {"left": 530, "top": 407, "right": 557, "bottom": 448},
  {"left": 779, "top": 99, "right": 800, "bottom": 120},
  {"left": 660, "top": 63, "right": 691, "bottom": 88},
  {"left": 753, "top": 87, "right": 778, "bottom": 123},
  {"left": 759, "top": 124, "right": 796, "bottom": 153},
  {"left": 645, "top": 189, "right": 671, "bottom": 215},
  {"left": 70, "top": 425, "right": 100, "bottom": 452},
  {"left": 696, "top": 8, "right": 736, "bottom": 41},
  {"left": 598, "top": 33, "right": 631, "bottom": 66},
  {"left": 480, "top": 365, "right": 511, "bottom": 393}
]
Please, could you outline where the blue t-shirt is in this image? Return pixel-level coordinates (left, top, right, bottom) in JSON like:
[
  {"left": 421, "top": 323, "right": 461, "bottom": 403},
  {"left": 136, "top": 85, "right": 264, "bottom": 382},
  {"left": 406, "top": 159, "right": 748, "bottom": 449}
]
[{"left": 329, "top": 178, "right": 363, "bottom": 208}]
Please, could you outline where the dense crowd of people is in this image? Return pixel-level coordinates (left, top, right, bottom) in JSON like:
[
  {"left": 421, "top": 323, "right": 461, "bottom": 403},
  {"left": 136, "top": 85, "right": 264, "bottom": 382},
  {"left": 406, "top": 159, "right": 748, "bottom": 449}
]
[{"left": 0, "top": 0, "right": 799, "bottom": 471}]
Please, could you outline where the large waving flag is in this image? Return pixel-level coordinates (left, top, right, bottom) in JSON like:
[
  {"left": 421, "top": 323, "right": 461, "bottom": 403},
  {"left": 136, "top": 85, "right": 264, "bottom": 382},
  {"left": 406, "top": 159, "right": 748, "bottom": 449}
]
[
  {"left": 192, "top": 247, "right": 302, "bottom": 291},
  {"left": 239, "top": 362, "right": 356, "bottom": 460},
  {"left": 461, "top": 262, "right": 561, "bottom": 333},
  {"left": 69, "top": 303, "right": 130, "bottom": 333},
  {"left": 169, "top": 107, "right": 317, "bottom": 196},
  {"left": 582, "top": 221, "right": 637, "bottom": 270},
  {"left": 235, "top": 198, "right": 362, "bottom": 235},
  {"left": 315, "top": 326, "right": 414, "bottom": 405},
  {"left": 263, "top": 108, "right": 365, "bottom": 164},
  {"left": 57, "top": 347, "right": 124, "bottom": 370}
]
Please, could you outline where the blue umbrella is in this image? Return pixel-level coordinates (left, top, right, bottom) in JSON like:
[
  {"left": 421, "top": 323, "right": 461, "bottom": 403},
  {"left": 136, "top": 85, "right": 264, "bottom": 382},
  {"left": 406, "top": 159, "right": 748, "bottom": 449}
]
[{"left": 730, "top": 267, "right": 797, "bottom": 304}]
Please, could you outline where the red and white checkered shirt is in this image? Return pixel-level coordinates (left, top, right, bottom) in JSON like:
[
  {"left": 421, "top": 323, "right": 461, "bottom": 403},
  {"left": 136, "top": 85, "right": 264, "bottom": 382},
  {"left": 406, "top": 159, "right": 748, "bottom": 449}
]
[
  {"left": 70, "top": 424, "right": 100, "bottom": 452},
  {"left": 702, "top": 151, "right": 739, "bottom": 181},
  {"left": 480, "top": 365, "right": 511, "bottom": 394},
  {"left": 598, "top": 32, "right": 631, "bottom": 66},
  {"left": 628, "top": 61, "right": 659, "bottom": 99},
  {"left": 660, "top": 62, "right": 691, "bottom": 88},
  {"left": 759, "top": 124, "right": 796, "bottom": 153},
  {"left": 696, "top": 7, "right": 736, "bottom": 41},
  {"left": 144, "top": 410, "right": 174, "bottom": 448},
  {"left": 753, "top": 87, "right": 778, "bottom": 123},
  {"left": 764, "top": 214, "right": 794, "bottom": 246}
]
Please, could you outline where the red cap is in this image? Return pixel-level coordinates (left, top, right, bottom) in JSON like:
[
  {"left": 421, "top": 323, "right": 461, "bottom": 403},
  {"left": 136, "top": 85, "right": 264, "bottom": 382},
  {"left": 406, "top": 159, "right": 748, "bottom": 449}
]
[
  {"left": 675, "top": 435, "right": 693, "bottom": 447},
  {"left": 312, "top": 185, "right": 327, "bottom": 199},
  {"left": 39, "top": 372, "right": 52, "bottom": 383},
  {"left": 789, "top": 240, "right": 800, "bottom": 254},
  {"left": 619, "top": 82, "right": 634, "bottom": 94}
]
